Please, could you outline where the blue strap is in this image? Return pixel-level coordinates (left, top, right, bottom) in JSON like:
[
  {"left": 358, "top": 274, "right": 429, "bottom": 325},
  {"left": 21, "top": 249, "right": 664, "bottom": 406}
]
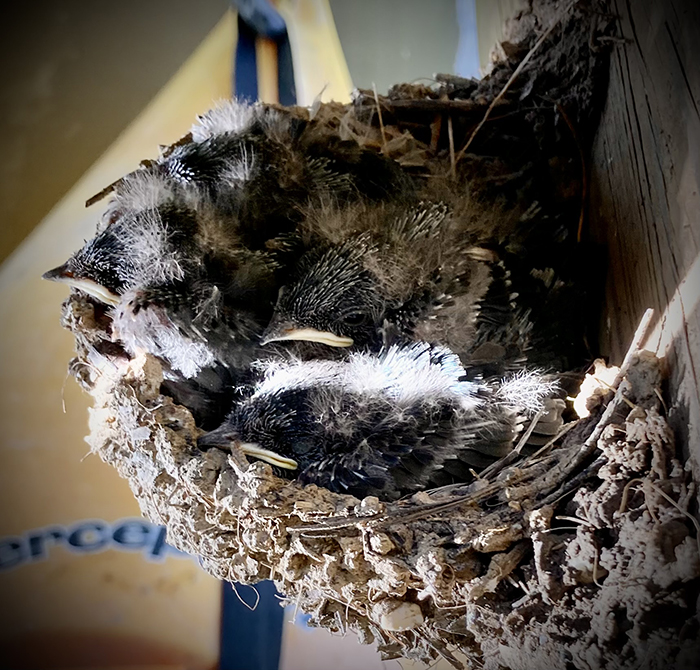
[{"left": 232, "top": 0, "right": 297, "bottom": 105}]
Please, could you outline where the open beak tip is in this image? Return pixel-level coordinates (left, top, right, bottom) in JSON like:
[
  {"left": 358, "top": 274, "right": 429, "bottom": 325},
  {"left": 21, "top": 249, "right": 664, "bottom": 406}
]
[
  {"left": 42, "top": 272, "right": 121, "bottom": 306},
  {"left": 259, "top": 335, "right": 277, "bottom": 347},
  {"left": 238, "top": 442, "right": 299, "bottom": 470}
]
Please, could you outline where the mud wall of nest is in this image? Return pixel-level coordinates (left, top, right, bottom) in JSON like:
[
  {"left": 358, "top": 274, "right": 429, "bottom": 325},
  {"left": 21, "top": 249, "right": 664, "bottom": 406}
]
[{"left": 64, "top": 295, "right": 700, "bottom": 669}]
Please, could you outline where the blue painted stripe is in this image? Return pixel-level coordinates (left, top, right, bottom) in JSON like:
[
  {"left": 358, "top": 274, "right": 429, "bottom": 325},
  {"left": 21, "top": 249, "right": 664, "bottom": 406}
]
[
  {"left": 277, "top": 32, "right": 297, "bottom": 106},
  {"left": 235, "top": 13, "right": 259, "bottom": 102}
]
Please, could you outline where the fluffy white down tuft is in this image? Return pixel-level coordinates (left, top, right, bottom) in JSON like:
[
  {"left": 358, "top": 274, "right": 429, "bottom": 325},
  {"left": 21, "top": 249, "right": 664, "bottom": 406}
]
[
  {"left": 191, "top": 99, "right": 257, "bottom": 142},
  {"left": 113, "top": 295, "right": 215, "bottom": 378},
  {"left": 121, "top": 209, "right": 185, "bottom": 288},
  {"left": 497, "top": 369, "right": 558, "bottom": 413},
  {"left": 253, "top": 343, "right": 481, "bottom": 407},
  {"left": 98, "top": 171, "right": 176, "bottom": 233}
]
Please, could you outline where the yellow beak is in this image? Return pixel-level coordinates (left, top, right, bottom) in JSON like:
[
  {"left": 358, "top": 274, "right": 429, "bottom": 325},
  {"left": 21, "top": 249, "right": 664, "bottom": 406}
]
[
  {"left": 262, "top": 327, "right": 354, "bottom": 348},
  {"left": 238, "top": 442, "right": 298, "bottom": 470},
  {"left": 42, "top": 266, "right": 121, "bottom": 306}
]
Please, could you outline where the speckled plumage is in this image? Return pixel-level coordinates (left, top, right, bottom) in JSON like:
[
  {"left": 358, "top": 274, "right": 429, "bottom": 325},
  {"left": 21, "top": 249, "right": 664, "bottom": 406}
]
[
  {"left": 43, "top": 101, "right": 415, "bottom": 408},
  {"left": 44, "top": 84, "right": 598, "bottom": 444}
]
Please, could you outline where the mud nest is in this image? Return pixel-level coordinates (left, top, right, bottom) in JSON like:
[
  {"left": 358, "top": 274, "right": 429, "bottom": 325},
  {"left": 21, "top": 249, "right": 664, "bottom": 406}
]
[
  {"left": 63, "top": 297, "right": 700, "bottom": 669},
  {"left": 54, "top": 1, "right": 700, "bottom": 668}
]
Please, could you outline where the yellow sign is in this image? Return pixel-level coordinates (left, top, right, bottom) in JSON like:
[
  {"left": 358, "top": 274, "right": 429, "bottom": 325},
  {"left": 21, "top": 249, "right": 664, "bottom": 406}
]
[{"left": 0, "top": 12, "right": 238, "bottom": 669}]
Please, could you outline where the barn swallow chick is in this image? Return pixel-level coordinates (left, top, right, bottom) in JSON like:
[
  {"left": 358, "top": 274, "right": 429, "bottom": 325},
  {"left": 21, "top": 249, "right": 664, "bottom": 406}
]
[
  {"left": 44, "top": 93, "right": 413, "bottom": 303},
  {"left": 261, "top": 201, "right": 498, "bottom": 357},
  {"left": 198, "top": 342, "right": 558, "bottom": 501},
  {"left": 44, "top": 194, "right": 279, "bottom": 430},
  {"left": 262, "top": 199, "right": 591, "bottom": 376},
  {"left": 157, "top": 99, "right": 415, "bottom": 249},
  {"left": 44, "top": 96, "right": 416, "bottom": 373},
  {"left": 43, "top": 198, "right": 201, "bottom": 303},
  {"left": 42, "top": 217, "right": 136, "bottom": 306}
]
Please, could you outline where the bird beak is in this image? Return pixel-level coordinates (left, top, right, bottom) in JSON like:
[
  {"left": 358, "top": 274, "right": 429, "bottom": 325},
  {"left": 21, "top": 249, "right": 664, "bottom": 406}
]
[
  {"left": 42, "top": 263, "right": 121, "bottom": 306},
  {"left": 238, "top": 442, "right": 299, "bottom": 470},
  {"left": 198, "top": 430, "right": 298, "bottom": 470},
  {"left": 261, "top": 325, "right": 354, "bottom": 348}
]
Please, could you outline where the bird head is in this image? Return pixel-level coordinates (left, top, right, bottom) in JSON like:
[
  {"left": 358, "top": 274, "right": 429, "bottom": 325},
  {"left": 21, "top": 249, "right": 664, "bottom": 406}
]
[
  {"left": 198, "top": 387, "right": 328, "bottom": 473},
  {"left": 42, "top": 226, "right": 130, "bottom": 306},
  {"left": 42, "top": 204, "right": 201, "bottom": 308},
  {"left": 261, "top": 238, "right": 386, "bottom": 350}
]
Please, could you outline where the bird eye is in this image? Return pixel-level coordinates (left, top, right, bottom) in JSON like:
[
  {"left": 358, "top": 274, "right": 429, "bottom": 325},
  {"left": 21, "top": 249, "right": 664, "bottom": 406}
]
[{"left": 340, "top": 312, "right": 367, "bottom": 327}]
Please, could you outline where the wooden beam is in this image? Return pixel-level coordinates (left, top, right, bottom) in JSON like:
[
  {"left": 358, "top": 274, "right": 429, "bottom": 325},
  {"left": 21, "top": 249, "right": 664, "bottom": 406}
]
[{"left": 589, "top": 0, "right": 700, "bottom": 472}]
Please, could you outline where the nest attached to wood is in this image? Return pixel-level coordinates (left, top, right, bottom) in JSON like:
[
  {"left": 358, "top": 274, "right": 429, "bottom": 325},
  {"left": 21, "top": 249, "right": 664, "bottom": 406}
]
[
  {"left": 55, "top": 2, "right": 699, "bottom": 668},
  {"left": 64, "top": 297, "right": 700, "bottom": 670}
]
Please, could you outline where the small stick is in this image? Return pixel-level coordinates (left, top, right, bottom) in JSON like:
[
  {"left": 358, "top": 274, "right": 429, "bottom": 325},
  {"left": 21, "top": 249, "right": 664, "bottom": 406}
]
[
  {"left": 514, "top": 409, "right": 545, "bottom": 454},
  {"left": 525, "top": 421, "right": 578, "bottom": 462},
  {"left": 372, "top": 83, "right": 387, "bottom": 152},
  {"left": 613, "top": 308, "right": 655, "bottom": 389},
  {"left": 566, "top": 308, "right": 655, "bottom": 470},
  {"left": 654, "top": 387, "right": 668, "bottom": 414},
  {"left": 645, "top": 481, "right": 700, "bottom": 557},
  {"left": 537, "top": 454, "right": 606, "bottom": 508},
  {"left": 84, "top": 132, "right": 192, "bottom": 207},
  {"left": 555, "top": 515, "right": 596, "bottom": 527},
  {"left": 477, "top": 409, "right": 557, "bottom": 481},
  {"left": 592, "top": 544, "right": 603, "bottom": 587},
  {"left": 448, "top": 114, "right": 456, "bottom": 180},
  {"left": 594, "top": 375, "right": 638, "bottom": 410}
]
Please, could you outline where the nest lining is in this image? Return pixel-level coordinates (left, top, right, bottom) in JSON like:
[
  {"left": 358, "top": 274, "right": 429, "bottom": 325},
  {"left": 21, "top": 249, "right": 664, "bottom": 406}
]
[{"left": 63, "top": 295, "right": 700, "bottom": 669}]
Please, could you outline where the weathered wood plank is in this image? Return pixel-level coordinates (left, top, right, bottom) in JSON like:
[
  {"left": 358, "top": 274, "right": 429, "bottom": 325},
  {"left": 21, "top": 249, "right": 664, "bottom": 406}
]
[{"left": 589, "top": 0, "right": 700, "bottom": 469}]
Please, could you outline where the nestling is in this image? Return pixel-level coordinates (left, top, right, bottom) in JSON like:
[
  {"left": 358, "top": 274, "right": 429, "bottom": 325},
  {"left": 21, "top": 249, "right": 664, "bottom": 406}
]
[
  {"left": 261, "top": 200, "right": 591, "bottom": 377},
  {"left": 198, "top": 341, "right": 559, "bottom": 501}
]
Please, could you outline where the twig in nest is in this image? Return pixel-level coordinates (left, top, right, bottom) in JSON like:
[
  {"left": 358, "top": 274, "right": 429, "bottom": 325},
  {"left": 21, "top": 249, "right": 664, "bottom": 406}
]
[
  {"left": 354, "top": 90, "right": 483, "bottom": 112},
  {"left": 537, "top": 454, "right": 606, "bottom": 508},
  {"left": 566, "top": 308, "right": 655, "bottom": 471},
  {"left": 455, "top": 0, "right": 578, "bottom": 164},
  {"left": 426, "top": 639, "right": 465, "bottom": 670},
  {"left": 84, "top": 132, "right": 193, "bottom": 207},
  {"left": 85, "top": 174, "right": 133, "bottom": 208},
  {"left": 289, "top": 472, "right": 517, "bottom": 534},
  {"left": 555, "top": 515, "right": 596, "bottom": 527},
  {"left": 646, "top": 481, "right": 700, "bottom": 556},
  {"left": 620, "top": 479, "right": 700, "bottom": 557},
  {"left": 525, "top": 421, "right": 578, "bottom": 463},
  {"left": 594, "top": 375, "right": 639, "bottom": 410},
  {"left": 614, "top": 307, "right": 654, "bottom": 388},
  {"left": 447, "top": 114, "right": 456, "bottom": 180},
  {"left": 475, "top": 412, "right": 567, "bottom": 482},
  {"left": 372, "top": 83, "right": 387, "bottom": 152},
  {"left": 515, "top": 409, "right": 545, "bottom": 454},
  {"left": 592, "top": 543, "right": 603, "bottom": 587}
]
